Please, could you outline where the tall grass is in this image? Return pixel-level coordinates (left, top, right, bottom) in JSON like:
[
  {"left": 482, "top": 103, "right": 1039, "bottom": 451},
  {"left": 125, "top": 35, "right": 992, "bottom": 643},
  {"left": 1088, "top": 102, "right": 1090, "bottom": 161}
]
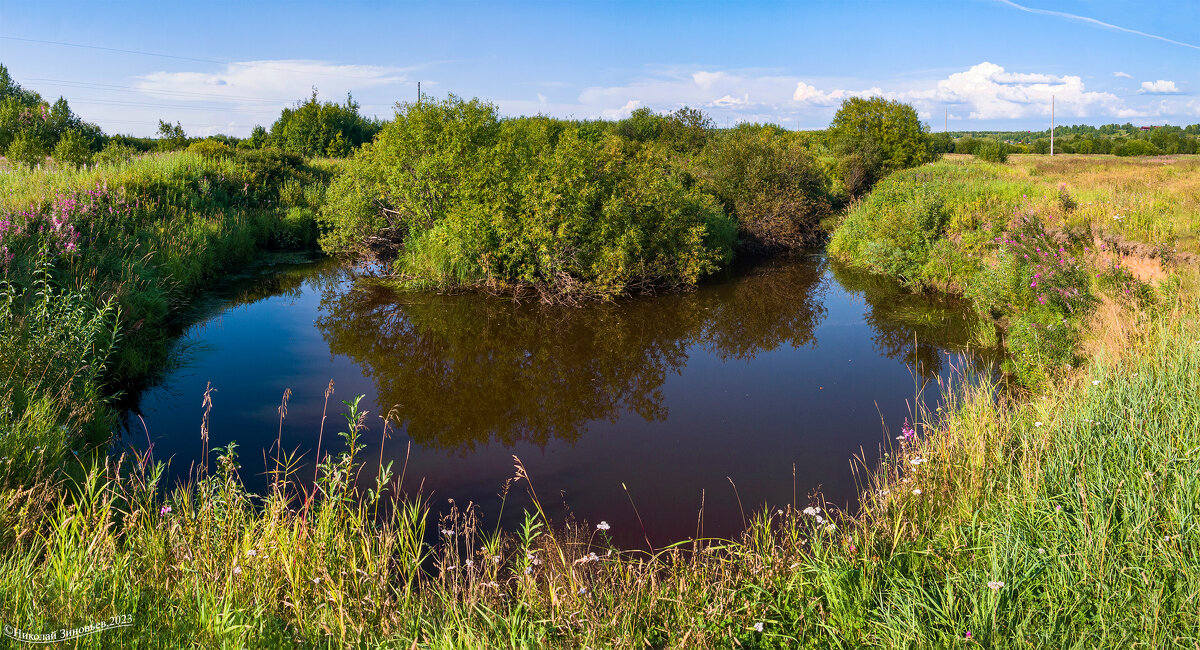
[
  {"left": 0, "top": 150, "right": 331, "bottom": 482},
  {"left": 0, "top": 274, "right": 1196, "bottom": 646}
]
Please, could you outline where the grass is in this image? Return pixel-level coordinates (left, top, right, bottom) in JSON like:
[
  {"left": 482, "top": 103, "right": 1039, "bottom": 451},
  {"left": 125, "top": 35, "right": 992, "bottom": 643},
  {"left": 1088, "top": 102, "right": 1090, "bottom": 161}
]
[{"left": 1, "top": 153, "right": 1198, "bottom": 646}]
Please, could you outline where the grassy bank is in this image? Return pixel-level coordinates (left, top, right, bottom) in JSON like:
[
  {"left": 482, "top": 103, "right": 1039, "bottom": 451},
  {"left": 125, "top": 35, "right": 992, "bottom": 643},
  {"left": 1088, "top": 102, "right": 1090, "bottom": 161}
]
[
  {"left": 829, "top": 155, "right": 1197, "bottom": 387},
  {"left": 0, "top": 150, "right": 333, "bottom": 482}
]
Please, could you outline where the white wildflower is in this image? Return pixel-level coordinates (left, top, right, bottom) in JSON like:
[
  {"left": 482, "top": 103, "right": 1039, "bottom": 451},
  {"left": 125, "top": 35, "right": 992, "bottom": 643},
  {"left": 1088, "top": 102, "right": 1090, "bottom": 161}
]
[
  {"left": 912, "top": 489, "right": 922, "bottom": 495},
  {"left": 1092, "top": 380, "right": 1100, "bottom": 386},
  {"left": 987, "top": 580, "right": 1005, "bottom": 590},
  {"left": 596, "top": 521, "right": 611, "bottom": 531},
  {"left": 1035, "top": 421, "right": 1043, "bottom": 427},
  {"left": 910, "top": 457, "right": 928, "bottom": 466},
  {"left": 754, "top": 622, "right": 764, "bottom": 633},
  {"left": 245, "top": 549, "right": 257, "bottom": 557}
]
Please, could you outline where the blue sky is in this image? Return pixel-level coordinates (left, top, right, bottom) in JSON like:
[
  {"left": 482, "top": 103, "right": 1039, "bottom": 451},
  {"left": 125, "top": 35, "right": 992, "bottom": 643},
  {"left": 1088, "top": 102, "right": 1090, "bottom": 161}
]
[{"left": 1, "top": 0, "right": 1197, "bottom": 136}]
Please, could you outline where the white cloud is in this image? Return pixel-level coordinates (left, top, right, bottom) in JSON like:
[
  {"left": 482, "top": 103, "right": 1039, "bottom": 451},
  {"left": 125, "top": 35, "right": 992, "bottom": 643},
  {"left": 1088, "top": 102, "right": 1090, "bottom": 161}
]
[
  {"left": 601, "top": 99, "right": 642, "bottom": 119},
  {"left": 1139, "top": 79, "right": 1180, "bottom": 94},
  {"left": 499, "top": 61, "right": 1161, "bottom": 129},
  {"left": 901, "top": 62, "right": 1127, "bottom": 120},
  {"left": 792, "top": 81, "right": 883, "bottom": 106},
  {"left": 1114, "top": 71, "right": 1133, "bottom": 78},
  {"left": 710, "top": 94, "right": 750, "bottom": 108},
  {"left": 100, "top": 60, "right": 411, "bottom": 136}
]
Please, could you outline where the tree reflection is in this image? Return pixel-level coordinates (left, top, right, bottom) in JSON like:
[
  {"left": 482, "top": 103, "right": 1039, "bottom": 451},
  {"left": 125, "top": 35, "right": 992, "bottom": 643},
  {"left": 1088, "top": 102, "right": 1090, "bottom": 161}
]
[
  {"left": 828, "top": 261, "right": 999, "bottom": 378},
  {"left": 314, "top": 256, "right": 829, "bottom": 451}
]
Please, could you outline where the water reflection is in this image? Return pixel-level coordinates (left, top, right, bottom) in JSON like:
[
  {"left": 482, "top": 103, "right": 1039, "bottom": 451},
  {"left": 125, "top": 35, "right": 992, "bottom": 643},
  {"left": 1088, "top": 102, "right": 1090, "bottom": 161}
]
[
  {"left": 829, "top": 263, "right": 995, "bottom": 378},
  {"left": 122, "top": 252, "right": 1001, "bottom": 545},
  {"left": 315, "top": 257, "right": 829, "bottom": 451}
]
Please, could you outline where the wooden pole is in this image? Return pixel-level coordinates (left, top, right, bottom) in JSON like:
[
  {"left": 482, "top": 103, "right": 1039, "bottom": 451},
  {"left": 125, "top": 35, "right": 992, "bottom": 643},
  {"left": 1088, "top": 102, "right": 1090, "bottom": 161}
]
[{"left": 417, "top": 81, "right": 421, "bottom": 105}]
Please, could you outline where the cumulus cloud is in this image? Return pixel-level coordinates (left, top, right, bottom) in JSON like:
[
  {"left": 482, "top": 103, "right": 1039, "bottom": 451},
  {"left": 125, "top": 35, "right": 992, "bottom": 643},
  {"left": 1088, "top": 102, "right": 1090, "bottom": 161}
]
[
  {"left": 495, "top": 61, "right": 1166, "bottom": 129},
  {"left": 1139, "top": 79, "right": 1180, "bottom": 94},
  {"left": 901, "top": 62, "right": 1127, "bottom": 120},
  {"left": 1114, "top": 71, "right": 1133, "bottom": 78},
  {"left": 792, "top": 81, "right": 883, "bottom": 106}
]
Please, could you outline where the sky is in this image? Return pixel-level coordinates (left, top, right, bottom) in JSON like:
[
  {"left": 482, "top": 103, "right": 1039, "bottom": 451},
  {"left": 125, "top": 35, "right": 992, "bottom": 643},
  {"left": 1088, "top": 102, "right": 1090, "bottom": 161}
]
[{"left": 1, "top": 0, "right": 1198, "bottom": 137}]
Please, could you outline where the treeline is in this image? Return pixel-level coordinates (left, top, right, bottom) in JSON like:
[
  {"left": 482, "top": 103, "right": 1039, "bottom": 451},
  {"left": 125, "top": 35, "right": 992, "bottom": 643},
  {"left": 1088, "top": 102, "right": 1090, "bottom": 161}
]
[
  {"left": 0, "top": 64, "right": 380, "bottom": 167},
  {"left": 319, "top": 95, "right": 936, "bottom": 300},
  {"left": 934, "top": 122, "right": 1200, "bottom": 157}
]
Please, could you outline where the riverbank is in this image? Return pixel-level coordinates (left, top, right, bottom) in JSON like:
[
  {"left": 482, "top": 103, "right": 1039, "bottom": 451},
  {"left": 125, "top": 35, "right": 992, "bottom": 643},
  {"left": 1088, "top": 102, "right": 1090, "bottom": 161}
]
[
  {"left": 2, "top": 155, "right": 1198, "bottom": 646},
  {"left": 0, "top": 150, "right": 333, "bottom": 481}
]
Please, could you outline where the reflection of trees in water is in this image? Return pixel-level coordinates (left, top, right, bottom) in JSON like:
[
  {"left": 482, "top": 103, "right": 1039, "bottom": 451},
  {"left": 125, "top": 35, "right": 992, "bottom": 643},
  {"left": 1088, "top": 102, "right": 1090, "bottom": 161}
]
[
  {"left": 314, "top": 256, "right": 829, "bottom": 452},
  {"left": 116, "top": 256, "right": 352, "bottom": 431},
  {"left": 828, "top": 261, "right": 998, "bottom": 379}
]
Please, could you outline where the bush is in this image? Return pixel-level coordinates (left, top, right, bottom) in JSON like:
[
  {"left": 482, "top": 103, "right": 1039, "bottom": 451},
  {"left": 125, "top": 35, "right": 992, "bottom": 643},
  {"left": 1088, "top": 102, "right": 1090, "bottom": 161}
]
[
  {"left": 698, "top": 125, "right": 831, "bottom": 252},
  {"left": 320, "top": 96, "right": 735, "bottom": 300},
  {"left": 1114, "top": 139, "right": 1162, "bottom": 157},
  {"left": 954, "top": 136, "right": 981, "bottom": 155},
  {"left": 235, "top": 148, "right": 304, "bottom": 189},
  {"left": 187, "top": 139, "right": 235, "bottom": 160},
  {"left": 974, "top": 140, "right": 1008, "bottom": 163},
  {"left": 51, "top": 129, "right": 93, "bottom": 168},
  {"left": 93, "top": 141, "right": 138, "bottom": 166},
  {"left": 6, "top": 130, "right": 46, "bottom": 168},
  {"left": 267, "top": 90, "right": 381, "bottom": 157},
  {"left": 827, "top": 171, "right": 950, "bottom": 286}
]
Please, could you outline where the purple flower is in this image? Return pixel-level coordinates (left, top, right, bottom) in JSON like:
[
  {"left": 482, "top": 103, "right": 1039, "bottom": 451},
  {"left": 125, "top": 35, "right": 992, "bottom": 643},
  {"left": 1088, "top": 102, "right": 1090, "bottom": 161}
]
[{"left": 160, "top": 505, "right": 172, "bottom": 516}]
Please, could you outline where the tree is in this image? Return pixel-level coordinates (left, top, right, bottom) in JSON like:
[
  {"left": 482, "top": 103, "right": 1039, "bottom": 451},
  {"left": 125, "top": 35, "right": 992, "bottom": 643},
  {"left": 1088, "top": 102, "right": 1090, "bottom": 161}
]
[
  {"left": 156, "top": 120, "right": 187, "bottom": 151},
  {"left": 267, "top": 90, "right": 381, "bottom": 157},
  {"left": 827, "top": 97, "right": 933, "bottom": 195},
  {"left": 6, "top": 129, "right": 46, "bottom": 168},
  {"left": 52, "top": 128, "right": 93, "bottom": 168}
]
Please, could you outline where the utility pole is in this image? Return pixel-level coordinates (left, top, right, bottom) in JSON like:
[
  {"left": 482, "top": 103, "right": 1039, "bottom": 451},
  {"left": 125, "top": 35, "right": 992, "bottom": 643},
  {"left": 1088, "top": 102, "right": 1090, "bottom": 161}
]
[
  {"left": 417, "top": 81, "right": 421, "bottom": 105},
  {"left": 1050, "top": 95, "right": 1055, "bottom": 156}
]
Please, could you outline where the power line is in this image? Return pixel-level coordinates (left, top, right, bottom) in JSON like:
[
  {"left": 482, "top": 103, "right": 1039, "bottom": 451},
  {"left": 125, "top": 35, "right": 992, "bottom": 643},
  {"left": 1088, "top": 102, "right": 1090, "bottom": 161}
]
[
  {"left": 68, "top": 98, "right": 283, "bottom": 112},
  {"left": 28, "top": 78, "right": 294, "bottom": 104},
  {"left": 0, "top": 35, "right": 407, "bottom": 82}
]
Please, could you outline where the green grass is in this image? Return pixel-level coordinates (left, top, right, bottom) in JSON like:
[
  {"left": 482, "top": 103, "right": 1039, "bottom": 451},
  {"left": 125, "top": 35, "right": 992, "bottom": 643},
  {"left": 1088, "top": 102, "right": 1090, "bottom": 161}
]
[
  {"left": 1, "top": 153, "right": 1197, "bottom": 647},
  {"left": 0, "top": 150, "right": 331, "bottom": 482}
]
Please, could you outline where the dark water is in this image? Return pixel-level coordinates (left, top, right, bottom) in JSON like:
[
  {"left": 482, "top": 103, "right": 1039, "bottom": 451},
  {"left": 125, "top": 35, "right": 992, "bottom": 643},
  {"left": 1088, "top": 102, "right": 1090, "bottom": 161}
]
[{"left": 120, "top": 254, "right": 996, "bottom": 548}]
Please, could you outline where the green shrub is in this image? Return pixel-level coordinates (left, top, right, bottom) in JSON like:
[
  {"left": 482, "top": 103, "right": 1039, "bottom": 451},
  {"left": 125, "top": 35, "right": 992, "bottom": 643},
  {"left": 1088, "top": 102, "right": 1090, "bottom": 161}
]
[
  {"left": 697, "top": 125, "right": 831, "bottom": 252},
  {"left": 6, "top": 130, "right": 46, "bottom": 168},
  {"left": 974, "top": 140, "right": 1008, "bottom": 163},
  {"left": 93, "top": 141, "right": 138, "bottom": 166},
  {"left": 1114, "top": 139, "right": 1162, "bottom": 157},
  {"left": 1005, "top": 307, "right": 1077, "bottom": 387},
  {"left": 321, "top": 96, "right": 734, "bottom": 300},
  {"left": 827, "top": 171, "right": 951, "bottom": 286},
  {"left": 187, "top": 138, "right": 234, "bottom": 160},
  {"left": 51, "top": 129, "right": 93, "bottom": 168}
]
